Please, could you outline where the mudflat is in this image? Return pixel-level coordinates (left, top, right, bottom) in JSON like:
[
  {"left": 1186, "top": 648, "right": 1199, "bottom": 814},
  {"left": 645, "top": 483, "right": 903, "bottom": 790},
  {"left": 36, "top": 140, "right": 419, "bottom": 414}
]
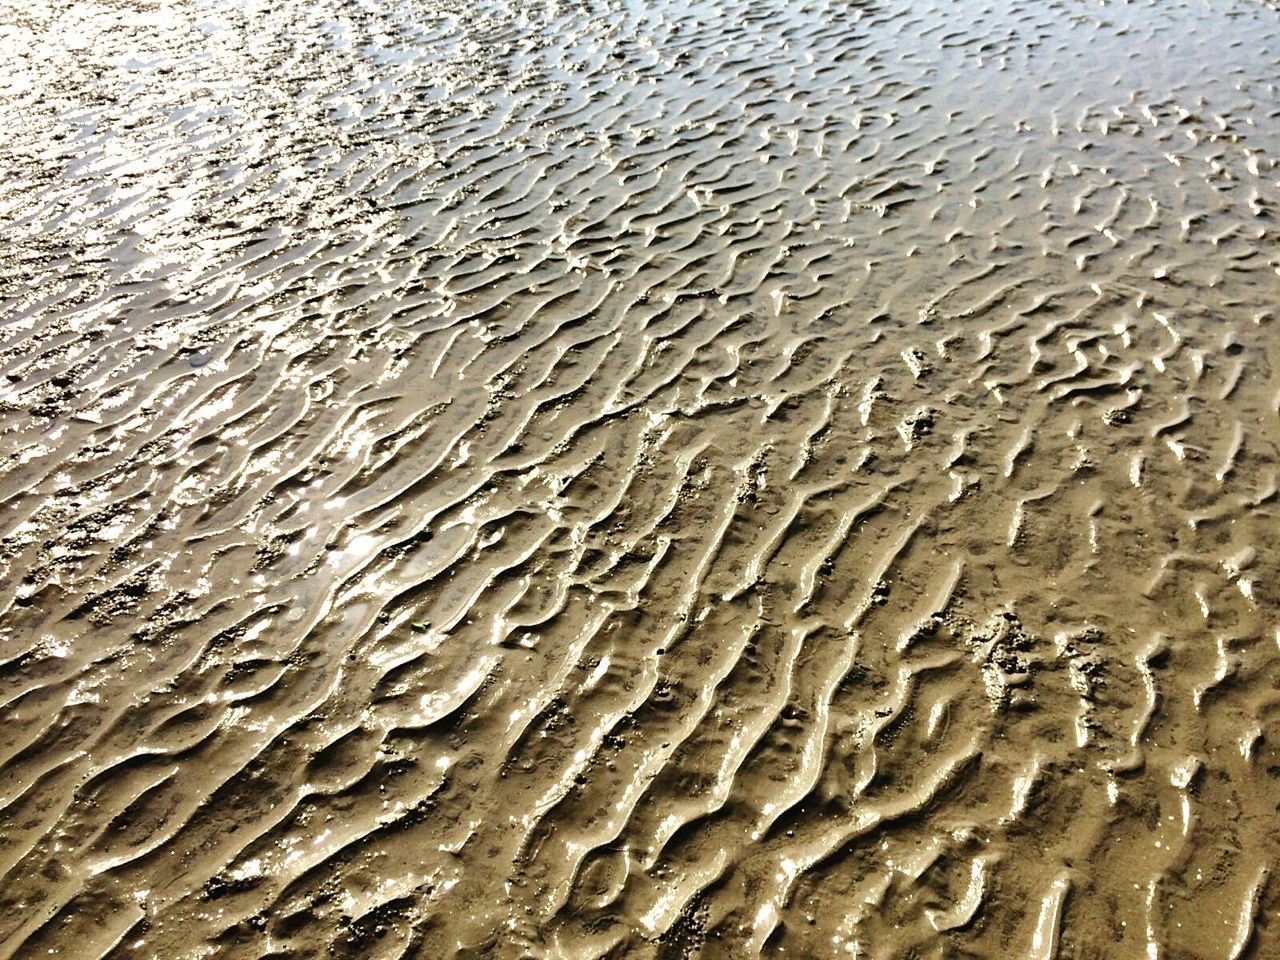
[{"left": 2, "top": 0, "right": 1279, "bottom": 957}]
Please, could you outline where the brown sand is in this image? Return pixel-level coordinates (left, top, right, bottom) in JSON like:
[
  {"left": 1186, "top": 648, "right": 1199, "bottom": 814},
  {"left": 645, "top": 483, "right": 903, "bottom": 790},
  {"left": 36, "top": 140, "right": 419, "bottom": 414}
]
[{"left": 2, "top": 0, "right": 1280, "bottom": 957}]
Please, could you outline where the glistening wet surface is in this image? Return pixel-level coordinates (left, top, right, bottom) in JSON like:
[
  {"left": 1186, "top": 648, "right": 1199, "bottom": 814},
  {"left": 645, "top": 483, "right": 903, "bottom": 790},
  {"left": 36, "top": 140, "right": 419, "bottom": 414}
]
[{"left": 2, "top": 0, "right": 1280, "bottom": 957}]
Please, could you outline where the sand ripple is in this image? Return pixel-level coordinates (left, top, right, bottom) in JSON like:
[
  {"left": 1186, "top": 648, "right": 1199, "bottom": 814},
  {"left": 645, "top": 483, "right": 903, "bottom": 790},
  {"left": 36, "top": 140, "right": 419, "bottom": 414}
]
[{"left": 2, "top": 0, "right": 1280, "bottom": 956}]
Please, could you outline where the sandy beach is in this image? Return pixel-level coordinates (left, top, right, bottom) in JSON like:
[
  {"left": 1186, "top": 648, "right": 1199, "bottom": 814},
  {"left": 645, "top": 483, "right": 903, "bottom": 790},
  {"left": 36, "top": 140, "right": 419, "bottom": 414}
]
[{"left": 2, "top": 0, "right": 1280, "bottom": 956}]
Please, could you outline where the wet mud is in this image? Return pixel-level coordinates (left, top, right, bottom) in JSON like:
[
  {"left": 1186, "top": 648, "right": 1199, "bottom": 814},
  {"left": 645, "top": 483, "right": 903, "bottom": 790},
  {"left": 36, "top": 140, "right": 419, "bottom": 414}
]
[{"left": 2, "top": 0, "right": 1280, "bottom": 957}]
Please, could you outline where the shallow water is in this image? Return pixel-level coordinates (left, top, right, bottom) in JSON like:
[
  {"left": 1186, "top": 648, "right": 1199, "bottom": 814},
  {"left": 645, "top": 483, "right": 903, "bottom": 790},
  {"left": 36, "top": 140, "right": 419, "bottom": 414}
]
[{"left": 2, "top": 0, "right": 1280, "bottom": 957}]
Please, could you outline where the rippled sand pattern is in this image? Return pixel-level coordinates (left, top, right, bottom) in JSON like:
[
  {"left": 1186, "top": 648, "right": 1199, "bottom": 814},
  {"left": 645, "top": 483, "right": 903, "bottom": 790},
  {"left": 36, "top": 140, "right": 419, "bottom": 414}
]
[{"left": 3, "top": 0, "right": 1280, "bottom": 956}]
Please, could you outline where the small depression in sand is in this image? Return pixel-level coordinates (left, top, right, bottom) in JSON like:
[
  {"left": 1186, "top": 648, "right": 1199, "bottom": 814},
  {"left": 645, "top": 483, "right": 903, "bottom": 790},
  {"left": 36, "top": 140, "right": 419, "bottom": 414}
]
[{"left": 2, "top": 0, "right": 1280, "bottom": 957}]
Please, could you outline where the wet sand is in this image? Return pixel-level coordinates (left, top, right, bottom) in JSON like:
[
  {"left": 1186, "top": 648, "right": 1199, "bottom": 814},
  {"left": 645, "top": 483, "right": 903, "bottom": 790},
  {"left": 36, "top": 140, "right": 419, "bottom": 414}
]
[{"left": 2, "top": 0, "right": 1280, "bottom": 957}]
